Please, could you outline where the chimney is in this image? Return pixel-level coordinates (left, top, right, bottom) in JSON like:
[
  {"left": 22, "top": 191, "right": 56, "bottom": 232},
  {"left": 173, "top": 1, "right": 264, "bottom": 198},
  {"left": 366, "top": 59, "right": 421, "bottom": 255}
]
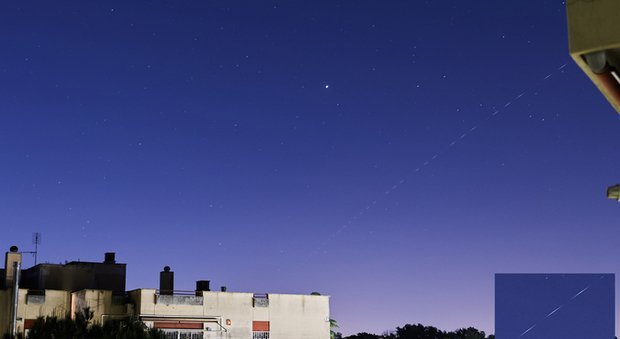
[
  {"left": 159, "top": 266, "right": 174, "bottom": 295},
  {"left": 104, "top": 252, "right": 116, "bottom": 264},
  {"left": 4, "top": 246, "right": 22, "bottom": 288},
  {"left": 195, "top": 280, "right": 210, "bottom": 296}
]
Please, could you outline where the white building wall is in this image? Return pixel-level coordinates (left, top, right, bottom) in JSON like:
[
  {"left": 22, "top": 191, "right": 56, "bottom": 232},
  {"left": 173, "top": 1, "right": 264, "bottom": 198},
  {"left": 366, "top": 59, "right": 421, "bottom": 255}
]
[
  {"left": 12, "top": 289, "right": 71, "bottom": 334},
  {"left": 1, "top": 287, "right": 330, "bottom": 338},
  {"left": 19, "top": 289, "right": 71, "bottom": 319},
  {"left": 70, "top": 289, "right": 128, "bottom": 324},
  {"left": 268, "top": 294, "right": 331, "bottom": 339},
  {"left": 131, "top": 289, "right": 330, "bottom": 339}
]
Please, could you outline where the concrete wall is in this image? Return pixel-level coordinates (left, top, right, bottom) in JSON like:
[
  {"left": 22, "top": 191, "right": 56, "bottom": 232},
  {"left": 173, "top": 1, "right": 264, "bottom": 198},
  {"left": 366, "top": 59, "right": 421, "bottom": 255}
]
[
  {"left": 202, "top": 291, "right": 254, "bottom": 338},
  {"left": 0, "top": 289, "right": 9, "bottom": 336},
  {"left": 269, "top": 294, "right": 330, "bottom": 339},
  {"left": 132, "top": 288, "right": 205, "bottom": 317},
  {"left": 21, "top": 262, "right": 126, "bottom": 293},
  {"left": 1, "top": 287, "right": 330, "bottom": 338},
  {"left": 71, "top": 289, "right": 128, "bottom": 325},
  {"left": 131, "top": 289, "right": 330, "bottom": 339},
  {"left": 0, "top": 288, "right": 131, "bottom": 336},
  {"left": 15, "top": 289, "right": 71, "bottom": 334}
]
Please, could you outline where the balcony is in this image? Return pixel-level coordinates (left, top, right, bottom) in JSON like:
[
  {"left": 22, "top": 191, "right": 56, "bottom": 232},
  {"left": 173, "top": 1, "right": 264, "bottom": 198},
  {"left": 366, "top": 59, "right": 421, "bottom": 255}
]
[{"left": 155, "top": 290, "right": 203, "bottom": 306}]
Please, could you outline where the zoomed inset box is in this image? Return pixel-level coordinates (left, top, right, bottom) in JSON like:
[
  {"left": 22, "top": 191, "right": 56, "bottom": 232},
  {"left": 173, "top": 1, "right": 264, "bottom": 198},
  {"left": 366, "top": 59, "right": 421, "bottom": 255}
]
[{"left": 495, "top": 273, "right": 614, "bottom": 339}]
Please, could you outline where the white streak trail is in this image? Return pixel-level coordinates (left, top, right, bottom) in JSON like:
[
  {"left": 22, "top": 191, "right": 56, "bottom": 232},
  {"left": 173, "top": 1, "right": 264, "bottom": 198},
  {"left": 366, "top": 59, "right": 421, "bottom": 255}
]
[
  {"left": 303, "top": 60, "right": 570, "bottom": 260},
  {"left": 519, "top": 324, "right": 536, "bottom": 337},
  {"left": 546, "top": 306, "right": 562, "bottom": 318},
  {"left": 570, "top": 286, "right": 590, "bottom": 300}
]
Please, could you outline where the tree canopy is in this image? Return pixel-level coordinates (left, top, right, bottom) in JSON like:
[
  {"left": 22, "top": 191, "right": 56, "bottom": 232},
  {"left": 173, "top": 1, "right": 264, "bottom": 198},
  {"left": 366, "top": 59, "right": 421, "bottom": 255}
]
[
  {"left": 5, "top": 308, "right": 165, "bottom": 339},
  {"left": 338, "top": 323, "right": 493, "bottom": 339}
]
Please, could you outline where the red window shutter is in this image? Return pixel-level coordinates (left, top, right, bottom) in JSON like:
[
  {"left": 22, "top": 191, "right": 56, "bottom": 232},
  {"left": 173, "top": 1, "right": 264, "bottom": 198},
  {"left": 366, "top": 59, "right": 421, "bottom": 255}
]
[
  {"left": 24, "top": 319, "right": 37, "bottom": 329},
  {"left": 153, "top": 321, "right": 203, "bottom": 329},
  {"left": 252, "top": 321, "right": 270, "bottom": 331}
]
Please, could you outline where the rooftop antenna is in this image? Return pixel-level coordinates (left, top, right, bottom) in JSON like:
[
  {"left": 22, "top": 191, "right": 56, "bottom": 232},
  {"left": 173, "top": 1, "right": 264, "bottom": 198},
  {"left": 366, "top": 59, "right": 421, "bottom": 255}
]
[
  {"left": 23, "top": 232, "right": 41, "bottom": 266},
  {"left": 33, "top": 232, "right": 41, "bottom": 265}
]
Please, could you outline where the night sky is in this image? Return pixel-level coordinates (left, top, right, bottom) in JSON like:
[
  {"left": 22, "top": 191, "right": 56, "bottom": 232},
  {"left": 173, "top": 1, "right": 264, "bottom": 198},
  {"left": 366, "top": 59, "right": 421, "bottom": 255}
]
[{"left": 2, "top": 1, "right": 620, "bottom": 336}]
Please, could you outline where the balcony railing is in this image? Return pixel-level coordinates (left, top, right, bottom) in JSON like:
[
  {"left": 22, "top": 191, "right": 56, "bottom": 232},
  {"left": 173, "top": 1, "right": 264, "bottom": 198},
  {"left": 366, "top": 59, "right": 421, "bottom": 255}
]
[
  {"left": 252, "top": 331, "right": 270, "bottom": 339},
  {"left": 155, "top": 290, "right": 203, "bottom": 306}
]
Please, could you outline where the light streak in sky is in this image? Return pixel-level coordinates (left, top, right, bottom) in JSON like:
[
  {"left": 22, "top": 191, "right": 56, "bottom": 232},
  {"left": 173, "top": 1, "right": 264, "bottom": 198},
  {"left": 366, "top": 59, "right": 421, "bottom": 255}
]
[
  {"left": 569, "top": 285, "right": 590, "bottom": 300},
  {"left": 545, "top": 305, "right": 562, "bottom": 318},
  {"left": 307, "top": 61, "right": 570, "bottom": 258},
  {"left": 519, "top": 324, "right": 536, "bottom": 337},
  {"left": 517, "top": 283, "right": 591, "bottom": 338}
]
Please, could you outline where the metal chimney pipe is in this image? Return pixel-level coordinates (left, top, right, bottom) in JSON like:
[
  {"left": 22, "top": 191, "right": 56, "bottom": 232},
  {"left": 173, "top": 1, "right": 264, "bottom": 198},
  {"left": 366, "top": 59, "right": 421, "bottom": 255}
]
[{"left": 10, "top": 261, "right": 21, "bottom": 337}]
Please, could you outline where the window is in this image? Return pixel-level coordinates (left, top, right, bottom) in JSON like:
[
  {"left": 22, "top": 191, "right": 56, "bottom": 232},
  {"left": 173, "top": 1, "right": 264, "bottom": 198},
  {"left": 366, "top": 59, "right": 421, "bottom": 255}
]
[
  {"left": 252, "top": 331, "right": 270, "bottom": 339},
  {"left": 253, "top": 293, "right": 269, "bottom": 307}
]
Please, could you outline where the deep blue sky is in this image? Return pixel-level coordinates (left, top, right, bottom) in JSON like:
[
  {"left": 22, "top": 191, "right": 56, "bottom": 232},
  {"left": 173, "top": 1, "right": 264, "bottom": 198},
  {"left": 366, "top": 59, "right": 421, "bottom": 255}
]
[
  {"left": 2, "top": 1, "right": 620, "bottom": 336},
  {"left": 496, "top": 274, "right": 615, "bottom": 338}
]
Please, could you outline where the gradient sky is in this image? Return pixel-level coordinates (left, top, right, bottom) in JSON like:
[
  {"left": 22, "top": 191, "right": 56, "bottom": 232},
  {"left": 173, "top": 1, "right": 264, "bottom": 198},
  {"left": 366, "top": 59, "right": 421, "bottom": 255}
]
[{"left": 2, "top": 1, "right": 620, "bottom": 336}]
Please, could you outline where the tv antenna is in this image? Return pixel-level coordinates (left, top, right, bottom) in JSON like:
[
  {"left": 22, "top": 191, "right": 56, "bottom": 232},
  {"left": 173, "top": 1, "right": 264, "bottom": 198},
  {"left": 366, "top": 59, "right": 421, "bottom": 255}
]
[{"left": 23, "top": 232, "right": 42, "bottom": 265}]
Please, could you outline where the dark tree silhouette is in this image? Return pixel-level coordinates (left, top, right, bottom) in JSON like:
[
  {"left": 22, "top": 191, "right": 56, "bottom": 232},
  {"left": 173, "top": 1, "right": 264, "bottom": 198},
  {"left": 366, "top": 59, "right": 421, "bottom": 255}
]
[
  {"left": 395, "top": 323, "right": 446, "bottom": 338},
  {"left": 24, "top": 308, "right": 164, "bottom": 339},
  {"left": 449, "top": 327, "right": 487, "bottom": 339},
  {"left": 343, "top": 323, "right": 494, "bottom": 339},
  {"left": 345, "top": 333, "right": 383, "bottom": 339}
]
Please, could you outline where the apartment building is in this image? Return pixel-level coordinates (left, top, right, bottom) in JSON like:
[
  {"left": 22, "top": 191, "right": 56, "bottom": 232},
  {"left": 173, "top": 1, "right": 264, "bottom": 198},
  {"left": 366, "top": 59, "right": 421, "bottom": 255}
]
[{"left": 0, "top": 246, "right": 330, "bottom": 339}]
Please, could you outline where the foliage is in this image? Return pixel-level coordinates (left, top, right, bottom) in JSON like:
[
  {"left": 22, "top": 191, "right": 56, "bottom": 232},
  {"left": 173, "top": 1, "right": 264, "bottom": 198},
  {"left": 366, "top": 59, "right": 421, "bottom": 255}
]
[
  {"left": 22, "top": 308, "right": 165, "bottom": 339},
  {"left": 330, "top": 318, "right": 340, "bottom": 339},
  {"left": 345, "top": 333, "right": 383, "bottom": 339},
  {"left": 343, "top": 323, "right": 493, "bottom": 339},
  {"left": 3, "top": 333, "right": 24, "bottom": 339}
]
